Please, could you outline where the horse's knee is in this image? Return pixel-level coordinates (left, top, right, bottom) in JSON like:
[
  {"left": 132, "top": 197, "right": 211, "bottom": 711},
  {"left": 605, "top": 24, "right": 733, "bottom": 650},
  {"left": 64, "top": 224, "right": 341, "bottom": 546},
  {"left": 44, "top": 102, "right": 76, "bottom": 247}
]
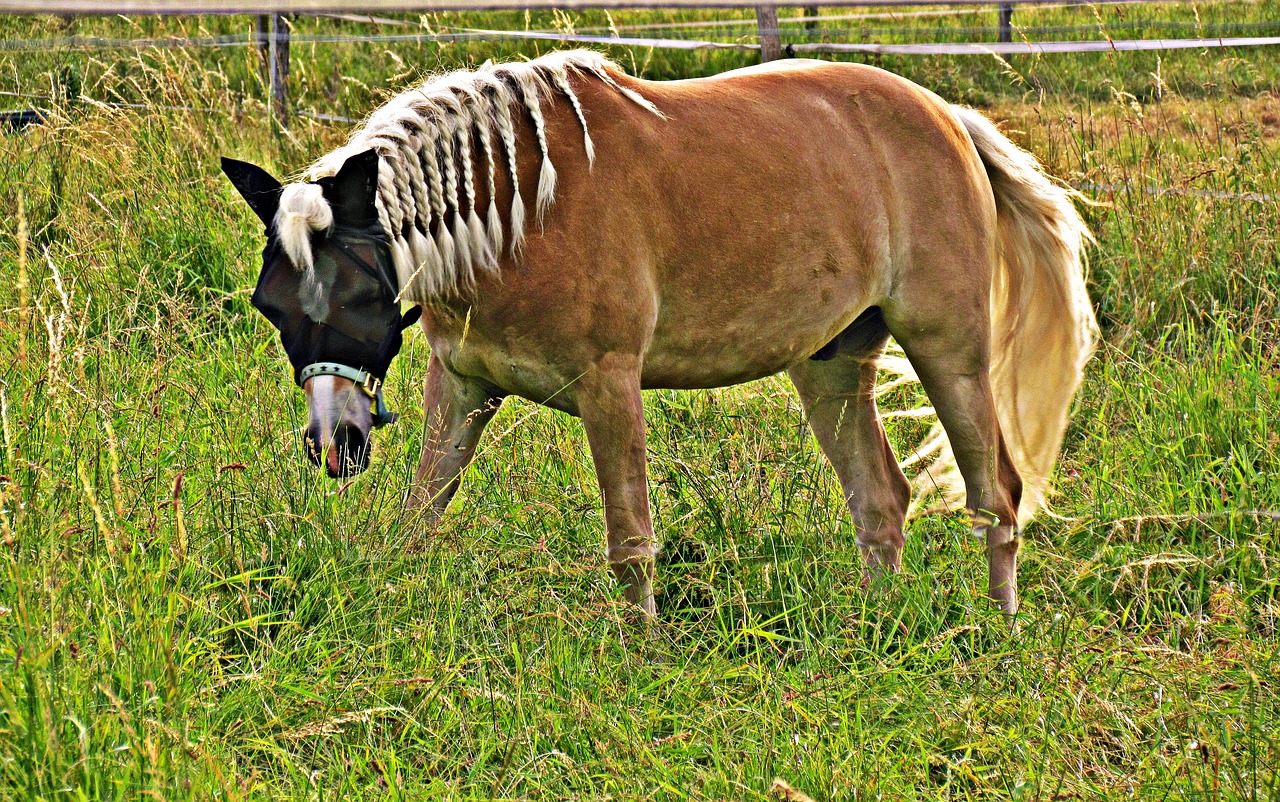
[{"left": 607, "top": 543, "right": 657, "bottom": 572}]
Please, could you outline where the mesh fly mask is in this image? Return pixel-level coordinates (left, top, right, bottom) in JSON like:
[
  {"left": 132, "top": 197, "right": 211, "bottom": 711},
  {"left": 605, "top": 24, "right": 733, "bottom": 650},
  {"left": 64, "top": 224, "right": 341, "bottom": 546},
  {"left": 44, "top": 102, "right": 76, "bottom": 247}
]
[
  {"left": 223, "top": 153, "right": 421, "bottom": 430},
  {"left": 251, "top": 226, "right": 421, "bottom": 427}
]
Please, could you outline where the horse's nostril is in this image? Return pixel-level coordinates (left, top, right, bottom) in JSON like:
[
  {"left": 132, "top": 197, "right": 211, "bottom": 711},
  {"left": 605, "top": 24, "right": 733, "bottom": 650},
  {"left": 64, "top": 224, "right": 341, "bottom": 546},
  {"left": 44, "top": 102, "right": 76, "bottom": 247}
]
[
  {"left": 326, "top": 425, "right": 371, "bottom": 478},
  {"left": 326, "top": 449, "right": 369, "bottom": 478},
  {"left": 304, "top": 422, "right": 372, "bottom": 476}
]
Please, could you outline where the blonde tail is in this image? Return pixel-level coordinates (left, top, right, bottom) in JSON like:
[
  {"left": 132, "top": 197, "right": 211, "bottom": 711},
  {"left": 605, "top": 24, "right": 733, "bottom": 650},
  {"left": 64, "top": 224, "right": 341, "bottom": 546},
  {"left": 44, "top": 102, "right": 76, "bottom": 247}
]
[{"left": 901, "top": 107, "right": 1098, "bottom": 524}]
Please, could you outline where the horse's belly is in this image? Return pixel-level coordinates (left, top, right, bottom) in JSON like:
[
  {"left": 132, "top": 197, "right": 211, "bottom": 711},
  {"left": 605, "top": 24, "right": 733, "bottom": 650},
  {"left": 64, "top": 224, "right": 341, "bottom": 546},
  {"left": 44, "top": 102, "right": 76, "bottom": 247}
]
[
  {"left": 640, "top": 348, "right": 797, "bottom": 390},
  {"left": 640, "top": 287, "right": 872, "bottom": 390}
]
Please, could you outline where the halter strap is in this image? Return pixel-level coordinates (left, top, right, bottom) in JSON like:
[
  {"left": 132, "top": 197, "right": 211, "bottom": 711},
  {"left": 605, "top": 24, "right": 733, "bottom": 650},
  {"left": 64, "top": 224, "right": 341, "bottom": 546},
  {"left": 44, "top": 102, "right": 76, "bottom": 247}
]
[{"left": 299, "top": 362, "right": 398, "bottom": 428}]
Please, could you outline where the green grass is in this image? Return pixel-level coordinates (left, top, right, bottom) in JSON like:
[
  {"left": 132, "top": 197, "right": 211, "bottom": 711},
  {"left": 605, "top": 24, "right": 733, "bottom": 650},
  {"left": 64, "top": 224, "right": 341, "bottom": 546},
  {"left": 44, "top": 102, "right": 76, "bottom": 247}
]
[{"left": 2, "top": 6, "right": 1279, "bottom": 800}]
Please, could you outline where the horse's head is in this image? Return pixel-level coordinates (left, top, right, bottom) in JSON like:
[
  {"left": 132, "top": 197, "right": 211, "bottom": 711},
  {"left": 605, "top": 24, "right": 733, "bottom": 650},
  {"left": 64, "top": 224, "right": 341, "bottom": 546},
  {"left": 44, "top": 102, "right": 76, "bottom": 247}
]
[{"left": 222, "top": 150, "right": 420, "bottom": 478}]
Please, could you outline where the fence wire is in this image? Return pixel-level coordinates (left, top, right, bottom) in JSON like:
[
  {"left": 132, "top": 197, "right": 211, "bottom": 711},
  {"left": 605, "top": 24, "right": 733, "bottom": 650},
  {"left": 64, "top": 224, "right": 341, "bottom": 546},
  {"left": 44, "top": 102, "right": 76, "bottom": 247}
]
[{"left": 3, "top": 0, "right": 1276, "bottom": 53}]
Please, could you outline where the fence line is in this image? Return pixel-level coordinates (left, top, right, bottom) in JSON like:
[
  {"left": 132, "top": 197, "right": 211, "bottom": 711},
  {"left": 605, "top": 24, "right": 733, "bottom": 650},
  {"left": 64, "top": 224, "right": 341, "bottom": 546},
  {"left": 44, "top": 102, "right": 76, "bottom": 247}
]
[
  {"left": 452, "top": 18, "right": 1280, "bottom": 40},
  {"left": 793, "top": 33, "right": 1280, "bottom": 53},
  {"left": 0, "top": 89, "right": 357, "bottom": 125},
  {"left": 6, "top": 25, "right": 1280, "bottom": 53},
  {"left": 322, "top": 0, "right": 1179, "bottom": 34},
  {"left": 0, "top": 0, "right": 1127, "bottom": 11},
  {"left": 0, "top": 28, "right": 742, "bottom": 50},
  {"left": 8, "top": 3, "right": 1279, "bottom": 126},
  {"left": 650, "top": 0, "right": 1146, "bottom": 29},
  {"left": 1073, "top": 181, "right": 1277, "bottom": 204}
]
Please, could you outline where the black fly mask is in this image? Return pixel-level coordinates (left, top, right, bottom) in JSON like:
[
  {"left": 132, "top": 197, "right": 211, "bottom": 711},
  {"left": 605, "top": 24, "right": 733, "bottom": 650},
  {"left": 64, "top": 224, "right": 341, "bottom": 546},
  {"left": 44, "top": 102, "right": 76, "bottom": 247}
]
[{"left": 222, "top": 150, "right": 421, "bottom": 428}]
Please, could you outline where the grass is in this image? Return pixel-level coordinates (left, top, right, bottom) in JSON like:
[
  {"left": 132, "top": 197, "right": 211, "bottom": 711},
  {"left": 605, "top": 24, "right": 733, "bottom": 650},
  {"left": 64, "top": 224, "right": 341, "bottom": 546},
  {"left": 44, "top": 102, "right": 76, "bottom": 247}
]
[{"left": 2, "top": 4, "right": 1279, "bottom": 799}]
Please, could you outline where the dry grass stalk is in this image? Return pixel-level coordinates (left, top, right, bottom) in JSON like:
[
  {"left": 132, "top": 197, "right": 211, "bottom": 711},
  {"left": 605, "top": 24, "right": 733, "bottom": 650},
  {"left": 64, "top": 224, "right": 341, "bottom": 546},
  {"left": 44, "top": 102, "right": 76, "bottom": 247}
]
[
  {"left": 172, "top": 472, "right": 188, "bottom": 561},
  {"left": 769, "top": 777, "right": 817, "bottom": 802},
  {"left": 281, "top": 707, "right": 405, "bottom": 740},
  {"left": 17, "top": 191, "right": 29, "bottom": 363},
  {"left": 103, "top": 419, "right": 126, "bottom": 519},
  {"left": 78, "top": 460, "right": 120, "bottom": 556}
]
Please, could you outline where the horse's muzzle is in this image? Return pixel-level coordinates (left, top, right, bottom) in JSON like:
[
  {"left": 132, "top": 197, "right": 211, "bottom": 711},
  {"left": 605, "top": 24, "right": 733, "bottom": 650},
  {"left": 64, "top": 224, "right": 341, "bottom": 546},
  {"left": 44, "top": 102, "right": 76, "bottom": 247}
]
[{"left": 305, "top": 424, "right": 370, "bottom": 478}]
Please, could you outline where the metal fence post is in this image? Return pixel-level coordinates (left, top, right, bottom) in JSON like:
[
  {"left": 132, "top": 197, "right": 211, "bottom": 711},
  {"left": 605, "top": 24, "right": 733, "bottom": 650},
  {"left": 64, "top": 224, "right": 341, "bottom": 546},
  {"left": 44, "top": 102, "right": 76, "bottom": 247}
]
[
  {"left": 268, "top": 13, "right": 290, "bottom": 125},
  {"left": 998, "top": 2, "right": 1013, "bottom": 43},
  {"left": 756, "top": 5, "right": 781, "bottom": 62}
]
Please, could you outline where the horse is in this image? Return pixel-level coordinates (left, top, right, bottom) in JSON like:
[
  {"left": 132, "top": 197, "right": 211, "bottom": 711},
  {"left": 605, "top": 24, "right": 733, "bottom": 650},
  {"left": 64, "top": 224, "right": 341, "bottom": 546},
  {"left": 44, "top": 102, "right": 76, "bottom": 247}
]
[{"left": 222, "top": 50, "right": 1097, "bottom": 619}]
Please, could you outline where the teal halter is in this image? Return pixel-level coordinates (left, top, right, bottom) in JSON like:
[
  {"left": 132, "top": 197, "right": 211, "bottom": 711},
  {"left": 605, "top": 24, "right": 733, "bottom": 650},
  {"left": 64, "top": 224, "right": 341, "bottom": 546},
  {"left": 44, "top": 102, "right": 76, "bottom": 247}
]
[{"left": 299, "top": 362, "right": 398, "bottom": 427}]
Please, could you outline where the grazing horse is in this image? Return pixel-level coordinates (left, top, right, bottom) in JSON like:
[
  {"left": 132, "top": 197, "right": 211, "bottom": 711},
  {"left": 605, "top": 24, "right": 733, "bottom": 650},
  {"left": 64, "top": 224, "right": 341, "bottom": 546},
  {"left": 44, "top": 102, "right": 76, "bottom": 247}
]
[{"left": 222, "top": 50, "right": 1096, "bottom": 618}]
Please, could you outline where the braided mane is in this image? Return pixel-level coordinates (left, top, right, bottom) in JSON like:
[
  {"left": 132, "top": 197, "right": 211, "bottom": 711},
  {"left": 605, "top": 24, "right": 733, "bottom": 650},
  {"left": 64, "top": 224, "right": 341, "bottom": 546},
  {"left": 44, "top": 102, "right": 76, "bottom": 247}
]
[{"left": 274, "top": 50, "right": 660, "bottom": 303}]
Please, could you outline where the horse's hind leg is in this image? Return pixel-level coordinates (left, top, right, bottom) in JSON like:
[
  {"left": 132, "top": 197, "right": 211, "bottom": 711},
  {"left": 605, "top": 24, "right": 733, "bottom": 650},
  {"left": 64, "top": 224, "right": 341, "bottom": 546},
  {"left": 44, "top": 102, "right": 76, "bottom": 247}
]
[
  {"left": 882, "top": 298, "right": 1024, "bottom": 614},
  {"left": 789, "top": 310, "right": 911, "bottom": 580}
]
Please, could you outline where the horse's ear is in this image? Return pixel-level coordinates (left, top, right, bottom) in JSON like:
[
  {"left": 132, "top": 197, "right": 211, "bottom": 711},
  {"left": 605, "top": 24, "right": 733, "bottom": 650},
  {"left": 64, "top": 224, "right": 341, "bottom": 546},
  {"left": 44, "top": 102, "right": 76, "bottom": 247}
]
[
  {"left": 323, "top": 149, "right": 380, "bottom": 228},
  {"left": 221, "top": 157, "right": 282, "bottom": 227}
]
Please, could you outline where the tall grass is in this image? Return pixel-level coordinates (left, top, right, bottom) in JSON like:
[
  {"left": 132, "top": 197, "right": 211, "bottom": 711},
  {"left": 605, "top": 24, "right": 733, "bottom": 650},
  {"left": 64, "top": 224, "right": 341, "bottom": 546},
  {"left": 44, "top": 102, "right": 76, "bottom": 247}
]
[{"left": 1, "top": 7, "right": 1278, "bottom": 799}]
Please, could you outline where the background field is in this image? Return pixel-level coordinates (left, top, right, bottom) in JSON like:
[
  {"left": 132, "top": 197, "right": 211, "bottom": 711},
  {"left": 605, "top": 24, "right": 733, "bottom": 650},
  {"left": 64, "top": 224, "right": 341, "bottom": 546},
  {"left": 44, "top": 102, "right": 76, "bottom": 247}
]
[{"left": 2, "top": 4, "right": 1279, "bottom": 799}]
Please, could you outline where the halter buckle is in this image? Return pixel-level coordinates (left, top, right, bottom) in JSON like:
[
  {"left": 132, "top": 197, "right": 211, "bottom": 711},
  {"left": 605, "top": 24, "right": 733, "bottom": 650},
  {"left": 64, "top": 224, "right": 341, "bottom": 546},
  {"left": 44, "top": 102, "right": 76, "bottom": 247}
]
[{"left": 358, "top": 372, "right": 382, "bottom": 399}]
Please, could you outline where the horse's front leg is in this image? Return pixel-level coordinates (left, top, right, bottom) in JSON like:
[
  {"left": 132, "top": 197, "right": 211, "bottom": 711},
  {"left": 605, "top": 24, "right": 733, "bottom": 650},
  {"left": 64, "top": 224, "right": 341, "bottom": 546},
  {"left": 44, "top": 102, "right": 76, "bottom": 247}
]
[
  {"left": 409, "top": 354, "right": 504, "bottom": 519},
  {"left": 575, "top": 353, "right": 657, "bottom": 619}
]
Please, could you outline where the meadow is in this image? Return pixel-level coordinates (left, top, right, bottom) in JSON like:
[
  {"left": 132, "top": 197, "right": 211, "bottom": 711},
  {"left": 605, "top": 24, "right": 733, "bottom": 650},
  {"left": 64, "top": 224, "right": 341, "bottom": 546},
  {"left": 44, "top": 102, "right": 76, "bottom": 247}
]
[{"left": 1, "top": 3, "right": 1278, "bottom": 798}]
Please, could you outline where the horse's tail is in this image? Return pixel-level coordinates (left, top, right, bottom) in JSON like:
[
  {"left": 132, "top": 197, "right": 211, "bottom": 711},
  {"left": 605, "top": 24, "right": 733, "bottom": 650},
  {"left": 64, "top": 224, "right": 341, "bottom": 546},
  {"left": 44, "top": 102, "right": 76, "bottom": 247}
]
[{"left": 898, "top": 106, "right": 1098, "bottom": 524}]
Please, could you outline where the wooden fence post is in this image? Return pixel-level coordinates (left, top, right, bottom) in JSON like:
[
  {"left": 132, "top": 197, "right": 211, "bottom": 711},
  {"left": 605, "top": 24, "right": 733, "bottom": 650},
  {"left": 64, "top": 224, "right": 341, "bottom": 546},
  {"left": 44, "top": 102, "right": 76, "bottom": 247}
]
[
  {"left": 255, "top": 14, "right": 270, "bottom": 83},
  {"left": 756, "top": 5, "right": 781, "bottom": 62},
  {"left": 268, "top": 13, "right": 290, "bottom": 125},
  {"left": 998, "top": 2, "right": 1013, "bottom": 43},
  {"left": 803, "top": 5, "right": 819, "bottom": 35}
]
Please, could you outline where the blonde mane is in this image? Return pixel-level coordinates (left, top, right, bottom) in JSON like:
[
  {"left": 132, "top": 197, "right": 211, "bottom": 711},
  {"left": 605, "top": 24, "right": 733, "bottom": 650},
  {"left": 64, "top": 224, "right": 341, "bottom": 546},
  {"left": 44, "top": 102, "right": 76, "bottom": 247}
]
[{"left": 273, "top": 50, "right": 660, "bottom": 302}]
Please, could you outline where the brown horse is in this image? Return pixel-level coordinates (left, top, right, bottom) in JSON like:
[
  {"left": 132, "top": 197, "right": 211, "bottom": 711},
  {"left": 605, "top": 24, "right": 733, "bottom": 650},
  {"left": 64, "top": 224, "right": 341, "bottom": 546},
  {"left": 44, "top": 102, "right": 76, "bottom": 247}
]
[{"left": 222, "top": 51, "right": 1096, "bottom": 618}]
